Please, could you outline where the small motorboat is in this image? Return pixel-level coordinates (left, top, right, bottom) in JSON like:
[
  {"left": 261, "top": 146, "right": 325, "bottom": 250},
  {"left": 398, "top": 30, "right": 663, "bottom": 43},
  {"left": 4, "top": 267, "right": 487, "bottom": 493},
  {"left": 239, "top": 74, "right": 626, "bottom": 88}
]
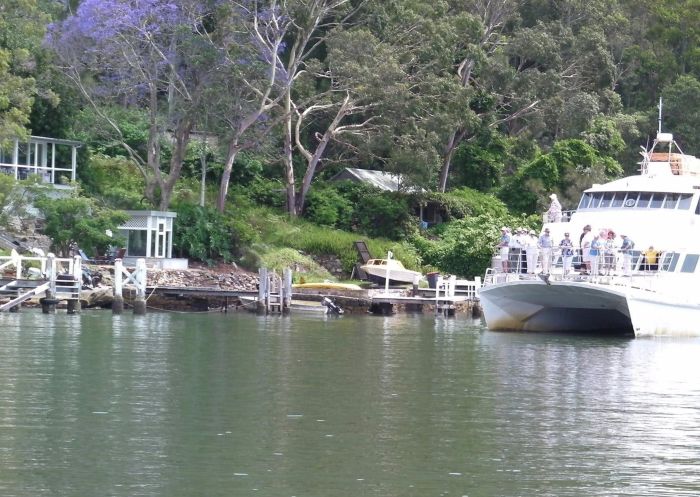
[{"left": 360, "top": 258, "right": 423, "bottom": 286}]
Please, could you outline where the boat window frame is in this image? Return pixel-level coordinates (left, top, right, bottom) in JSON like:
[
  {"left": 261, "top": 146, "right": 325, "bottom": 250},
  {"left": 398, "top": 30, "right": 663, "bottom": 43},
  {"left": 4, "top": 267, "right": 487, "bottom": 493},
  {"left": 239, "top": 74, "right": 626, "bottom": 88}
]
[
  {"left": 636, "top": 192, "right": 651, "bottom": 208},
  {"left": 681, "top": 254, "right": 700, "bottom": 273},
  {"left": 589, "top": 192, "right": 603, "bottom": 208},
  {"left": 661, "top": 252, "right": 680, "bottom": 272},
  {"left": 600, "top": 192, "right": 614, "bottom": 208},
  {"left": 663, "top": 193, "right": 680, "bottom": 209},
  {"left": 648, "top": 192, "right": 665, "bottom": 208},
  {"left": 578, "top": 192, "right": 592, "bottom": 209},
  {"left": 611, "top": 192, "right": 625, "bottom": 208},
  {"left": 678, "top": 193, "right": 693, "bottom": 210}
]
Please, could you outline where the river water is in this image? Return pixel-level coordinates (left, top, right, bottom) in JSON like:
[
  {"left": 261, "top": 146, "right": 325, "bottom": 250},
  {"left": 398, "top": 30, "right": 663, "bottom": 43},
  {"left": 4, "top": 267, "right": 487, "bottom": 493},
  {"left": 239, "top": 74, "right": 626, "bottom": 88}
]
[{"left": 1, "top": 311, "right": 700, "bottom": 497}]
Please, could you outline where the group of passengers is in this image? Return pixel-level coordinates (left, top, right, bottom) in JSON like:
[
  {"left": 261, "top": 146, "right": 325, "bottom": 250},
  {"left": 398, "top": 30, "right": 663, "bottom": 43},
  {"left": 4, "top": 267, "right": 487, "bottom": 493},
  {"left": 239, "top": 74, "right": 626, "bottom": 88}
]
[
  {"left": 498, "top": 226, "right": 554, "bottom": 274},
  {"left": 499, "top": 224, "right": 659, "bottom": 276}
]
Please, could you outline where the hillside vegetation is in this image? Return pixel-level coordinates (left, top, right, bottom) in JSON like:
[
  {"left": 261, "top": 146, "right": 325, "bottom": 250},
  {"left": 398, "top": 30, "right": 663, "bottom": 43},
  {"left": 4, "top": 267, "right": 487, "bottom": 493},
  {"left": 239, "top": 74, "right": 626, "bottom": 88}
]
[{"left": 2, "top": 0, "right": 699, "bottom": 278}]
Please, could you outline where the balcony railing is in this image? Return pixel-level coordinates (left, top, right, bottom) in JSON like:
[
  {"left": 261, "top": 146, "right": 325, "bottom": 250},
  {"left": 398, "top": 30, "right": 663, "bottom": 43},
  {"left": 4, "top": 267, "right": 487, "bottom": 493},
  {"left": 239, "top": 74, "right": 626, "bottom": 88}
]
[{"left": 0, "top": 136, "right": 81, "bottom": 185}]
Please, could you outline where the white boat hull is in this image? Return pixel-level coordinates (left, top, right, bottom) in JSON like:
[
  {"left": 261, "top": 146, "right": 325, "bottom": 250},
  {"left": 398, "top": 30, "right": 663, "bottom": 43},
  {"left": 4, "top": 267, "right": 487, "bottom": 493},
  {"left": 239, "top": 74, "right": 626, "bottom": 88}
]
[
  {"left": 360, "top": 266, "right": 422, "bottom": 285},
  {"left": 626, "top": 293, "right": 700, "bottom": 336},
  {"left": 480, "top": 278, "right": 700, "bottom": 337},
  {"left": 479, "top": 280, "right": 633, "bottom": 335}
]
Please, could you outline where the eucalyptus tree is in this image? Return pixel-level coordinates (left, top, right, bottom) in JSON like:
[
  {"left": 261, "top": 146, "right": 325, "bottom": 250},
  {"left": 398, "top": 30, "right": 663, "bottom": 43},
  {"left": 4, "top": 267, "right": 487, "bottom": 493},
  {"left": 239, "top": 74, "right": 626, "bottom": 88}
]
[
  {"left": 435, "top": 0, "right": 527, "bottom": 192},
  {"left": 47, "top": 0, "right": 219, "bottom": 210},
  {"left": 0, "top": 0, "right": 50, "bottom": 141},
  {"left": 275, "top": 0, "right": 369, "bottom": 216},
  {"left": 200, "top": 0, "right": 293, "bottom": 212}
]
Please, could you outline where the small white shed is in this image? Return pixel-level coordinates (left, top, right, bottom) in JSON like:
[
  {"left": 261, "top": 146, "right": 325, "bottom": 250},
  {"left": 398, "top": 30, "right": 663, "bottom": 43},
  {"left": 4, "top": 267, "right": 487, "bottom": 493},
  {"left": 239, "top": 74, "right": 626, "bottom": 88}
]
[{"left": 118, "top": 210, "right": 188, "bottom": 269}]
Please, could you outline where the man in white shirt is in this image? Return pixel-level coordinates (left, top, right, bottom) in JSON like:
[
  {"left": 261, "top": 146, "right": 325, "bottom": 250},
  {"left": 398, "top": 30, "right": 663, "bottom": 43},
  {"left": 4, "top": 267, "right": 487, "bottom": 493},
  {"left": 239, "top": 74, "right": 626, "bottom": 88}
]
[{"left": 538, "top": 228, "right": 553, "bottom": 274}]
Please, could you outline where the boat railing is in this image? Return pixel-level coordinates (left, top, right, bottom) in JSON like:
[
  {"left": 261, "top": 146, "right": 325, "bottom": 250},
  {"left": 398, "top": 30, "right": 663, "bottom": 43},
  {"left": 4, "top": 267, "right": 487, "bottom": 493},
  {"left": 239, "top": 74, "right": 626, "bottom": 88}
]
[
  {"left": 541, "top": 210, "right": 575, "bottom": 224},
  {"left": 483, "top": 247, "right": 670, "bottom": 288}
]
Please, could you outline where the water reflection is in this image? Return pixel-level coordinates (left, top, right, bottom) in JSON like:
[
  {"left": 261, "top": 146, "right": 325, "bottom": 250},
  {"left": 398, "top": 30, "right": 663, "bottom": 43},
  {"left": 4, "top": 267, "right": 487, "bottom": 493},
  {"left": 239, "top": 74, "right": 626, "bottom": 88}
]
[{"left": 1, "top": 312, "right": 700, "bottom": 496}]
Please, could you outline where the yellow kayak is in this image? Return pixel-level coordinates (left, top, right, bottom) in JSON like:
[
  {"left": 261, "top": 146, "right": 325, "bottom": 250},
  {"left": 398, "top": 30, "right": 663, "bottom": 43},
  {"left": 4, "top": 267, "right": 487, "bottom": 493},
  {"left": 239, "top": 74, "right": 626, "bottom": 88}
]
[{"left": 292, "top": 282, "right": 363, "bottom": 291}]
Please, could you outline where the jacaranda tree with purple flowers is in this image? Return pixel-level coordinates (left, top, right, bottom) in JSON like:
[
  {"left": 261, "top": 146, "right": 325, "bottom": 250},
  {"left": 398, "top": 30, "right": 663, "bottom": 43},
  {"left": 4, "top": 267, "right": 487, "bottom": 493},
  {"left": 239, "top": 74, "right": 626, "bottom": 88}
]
[{"left": 47, "top": 0, "right": 219, "bottom": 209}]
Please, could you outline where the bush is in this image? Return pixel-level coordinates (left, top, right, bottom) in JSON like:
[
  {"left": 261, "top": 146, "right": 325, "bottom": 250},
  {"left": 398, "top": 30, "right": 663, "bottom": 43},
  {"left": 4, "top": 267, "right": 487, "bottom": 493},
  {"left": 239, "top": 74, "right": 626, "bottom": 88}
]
[
  {"left": 173, "top": 204, "right": 256, "bottom": 264},
  {"left": 415, "top": 213, "right": 540, "bottom": 278},
  {"left": 34, "top": 189, "right": 128, "bottom": 256},
  {"left": 305, "top": 187, "right": 352, "bottom": 227}
]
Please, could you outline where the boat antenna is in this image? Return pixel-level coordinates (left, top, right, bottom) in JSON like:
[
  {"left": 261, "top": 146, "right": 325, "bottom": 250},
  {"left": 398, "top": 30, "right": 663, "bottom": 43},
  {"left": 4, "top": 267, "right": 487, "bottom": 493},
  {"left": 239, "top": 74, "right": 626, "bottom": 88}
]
[{"left": 658, "top": 97, "right": 663, "bottom": 134}]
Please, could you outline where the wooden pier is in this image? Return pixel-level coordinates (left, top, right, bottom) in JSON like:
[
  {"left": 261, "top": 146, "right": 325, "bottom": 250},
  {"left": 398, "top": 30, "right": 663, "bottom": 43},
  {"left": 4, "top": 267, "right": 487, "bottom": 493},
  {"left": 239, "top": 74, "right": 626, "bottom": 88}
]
[
  {"left": 141, "top": 271, "right": 482, "bottom": 315},
  {"left": 0, "top": 251, "right": 82, "bottom": 313},
  {"left": 369, "top": 274, "right": 480, "bottom": 316},
  {"left": 0, "top": 251, "right": 149, "bottom": 315}
]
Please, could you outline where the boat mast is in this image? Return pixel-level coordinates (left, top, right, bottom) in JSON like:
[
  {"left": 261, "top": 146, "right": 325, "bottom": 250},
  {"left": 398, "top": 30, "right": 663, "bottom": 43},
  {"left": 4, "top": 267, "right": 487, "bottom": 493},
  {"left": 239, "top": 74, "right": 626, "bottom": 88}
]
[{"left": 658, "top": 97, "right": 663, "bottom": 134}]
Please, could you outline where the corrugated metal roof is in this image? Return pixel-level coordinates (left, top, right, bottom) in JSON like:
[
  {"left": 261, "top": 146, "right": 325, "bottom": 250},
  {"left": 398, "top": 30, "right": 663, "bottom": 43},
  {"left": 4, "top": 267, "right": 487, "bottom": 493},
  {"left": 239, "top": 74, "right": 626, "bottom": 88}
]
[{"left": 330, "top": 168, "right": 406, "bottom": 191}]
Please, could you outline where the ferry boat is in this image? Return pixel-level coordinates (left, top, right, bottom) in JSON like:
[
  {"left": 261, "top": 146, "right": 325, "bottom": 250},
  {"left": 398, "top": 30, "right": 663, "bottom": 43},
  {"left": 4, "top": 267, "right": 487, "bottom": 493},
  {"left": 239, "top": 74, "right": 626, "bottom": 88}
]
[{"left": 479, "top": 128, "right": 700, "bottom": 337}]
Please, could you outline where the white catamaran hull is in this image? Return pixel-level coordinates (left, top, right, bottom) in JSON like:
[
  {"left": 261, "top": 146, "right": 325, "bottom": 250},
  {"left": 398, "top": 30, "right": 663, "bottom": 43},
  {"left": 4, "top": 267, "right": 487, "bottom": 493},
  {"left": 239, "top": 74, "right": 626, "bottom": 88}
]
[
  {"left": 626, "top": 293, "right": 700, "bottom": 337},
  {"left": 479, "top": 280, "right": 633, "bottom": 334},
  {"left": 479, "top": 279, "right": 700, "bottom": 337}
]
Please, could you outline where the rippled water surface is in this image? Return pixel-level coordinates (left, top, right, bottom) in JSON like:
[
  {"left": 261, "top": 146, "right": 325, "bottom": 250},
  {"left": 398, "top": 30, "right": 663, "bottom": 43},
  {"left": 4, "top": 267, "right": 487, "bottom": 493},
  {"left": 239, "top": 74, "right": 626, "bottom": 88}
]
[{"left": 2, "top": 311, "right": 700, "bottom": 496}]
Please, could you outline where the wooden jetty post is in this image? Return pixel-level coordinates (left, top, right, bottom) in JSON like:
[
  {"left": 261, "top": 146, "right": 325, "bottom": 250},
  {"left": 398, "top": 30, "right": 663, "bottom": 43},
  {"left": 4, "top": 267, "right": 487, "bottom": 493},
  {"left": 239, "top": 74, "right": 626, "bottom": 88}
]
[
  {"left": 40, "top": 253, "right": 57, "bottom": 314},
  {"left": 66, "top": 255, "right": 82, "bottom": 314},
  {"left": 257, "top": 267, "right": 268, "bottom": 314},
  {"left": 113, "top": 257, "right": 147, "bottom": 315},
  {"left": 282, "top": 268, "right": 292, "bottom": 315}
]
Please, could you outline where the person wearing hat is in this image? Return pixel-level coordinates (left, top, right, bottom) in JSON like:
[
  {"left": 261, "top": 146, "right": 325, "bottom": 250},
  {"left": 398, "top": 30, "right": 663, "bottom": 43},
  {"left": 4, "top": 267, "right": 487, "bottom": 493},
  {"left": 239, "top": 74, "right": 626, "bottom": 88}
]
[
  {"left": 559, "top": 232, "right": 574, "bottom": 276},
  {"left": 620, "top": 234, "right": 635, "bottom": 275},
  {"left": 580, "top": 225, "right": 593, "bottom": 274},
  {"left": 509, "top": 228, "right": 523, "bottom": 273},
  {"left": 547, "top": 193, "right": 562, "bottom": 222},
  {"left": 603, "top": 231, "right": 618, "bottom": 275},
  {"left": 498, "top": 227, "right": 511, "bottom": 273},
  {"left": 589, "top": 232, "right": 604, "bottom": 277},
  {"left": 525, "top": 229, "right": 539, "bottom": 274},
  {"left": 538, "top": 227, "right": 554, "bottom": 273}
]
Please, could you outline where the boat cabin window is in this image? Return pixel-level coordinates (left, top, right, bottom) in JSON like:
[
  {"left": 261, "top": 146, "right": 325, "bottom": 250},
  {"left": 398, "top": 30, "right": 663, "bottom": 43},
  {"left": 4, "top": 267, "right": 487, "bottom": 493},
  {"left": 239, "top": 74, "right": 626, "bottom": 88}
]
[
  {"left": 660, "top": 252, "right": 680, "bottom": 272},
  {"left": 611, "top": 193, "right": 625, "bottom": 208},
  {"left": 679, "top": 193, "right": 693, "bottom": 210},
  {"left": 600, "top": 192, "right": 614, "bottom": 208},
  {"left": 681, "top": 254, "right": 699, "bottom": 273},
  {"left": 663, "top": 193, "right": 680, "bottom": 209},
  {"left": 636, "top": 192, "right": 651, "bottom": 208},
  {"left": 578, "top": 191, "right": 693, "bottom": 210},
  {"left": 578, "top": 193, "right": 592, "bottom": 209},
  {"left": 649, "top": 193, "right": 664, "bottom": 208}
]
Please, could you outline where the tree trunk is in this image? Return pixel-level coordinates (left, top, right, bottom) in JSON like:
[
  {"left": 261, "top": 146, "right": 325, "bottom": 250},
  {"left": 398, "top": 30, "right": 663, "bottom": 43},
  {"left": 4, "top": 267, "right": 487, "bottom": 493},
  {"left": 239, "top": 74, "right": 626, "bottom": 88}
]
[
  {"left": 437, "top": 130, "right": 458, "bottom": 193},
  {"left": 295, "top": 105, "right": 348, "bottom": 214},
  {"left": 217, "top": 138, "right": 239, "bottom": 213},
  {"left": 159, "top": 118, "right": 192, "bottom": 210},
  {"left": 283, "top": 91, "right": 297, "bottom": 216}
]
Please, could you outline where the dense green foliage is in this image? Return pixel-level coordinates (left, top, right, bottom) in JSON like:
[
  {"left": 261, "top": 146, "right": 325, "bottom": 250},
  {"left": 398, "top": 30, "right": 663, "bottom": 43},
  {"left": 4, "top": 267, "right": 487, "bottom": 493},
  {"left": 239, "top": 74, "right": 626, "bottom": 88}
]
[
  {"left": 4, "top": 0, "right": 700, "bottom": 277},
  {"left": 33, "top": 189, "right": 128, "bottom": 257},
  {"left": 173, "top": 204, "right": 256, "bottom": 265}
]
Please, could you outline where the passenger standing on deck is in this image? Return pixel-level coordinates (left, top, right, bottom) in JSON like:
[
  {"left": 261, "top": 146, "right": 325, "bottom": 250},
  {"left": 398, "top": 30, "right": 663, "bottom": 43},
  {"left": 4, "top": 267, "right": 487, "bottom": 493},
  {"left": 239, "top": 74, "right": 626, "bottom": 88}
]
[
  {"left": 548, "top": 193, "right": 562, "bottom": 222},
  {"left": 538, "top": 228, "right": 553, "bottom": 274},
  {"left": 620, "top": 234, "right": 635, "bottom": 275},
  {"left": 509, "top": 228, "right": 522, "bottom": 273},
  {"left": 580, "top": 225, "right": 593, "bottom": 274},
  {"left": 517, "top": 228, "right": 529, "bottom": 273},
  {"left": 559, "top": 232, "right": 574, "bottom": 276},
  {"left": 589, "top": 233, "right": 603, "bottom": 277},
  {"left": 498, "top": 227, "right": 510, "bottom": 273},
  {"left": 603, "top": 231, "right": 618, "bottom": 275},
  {"left": 525, "top": 230, "right": 539, "bottom": 274}
]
